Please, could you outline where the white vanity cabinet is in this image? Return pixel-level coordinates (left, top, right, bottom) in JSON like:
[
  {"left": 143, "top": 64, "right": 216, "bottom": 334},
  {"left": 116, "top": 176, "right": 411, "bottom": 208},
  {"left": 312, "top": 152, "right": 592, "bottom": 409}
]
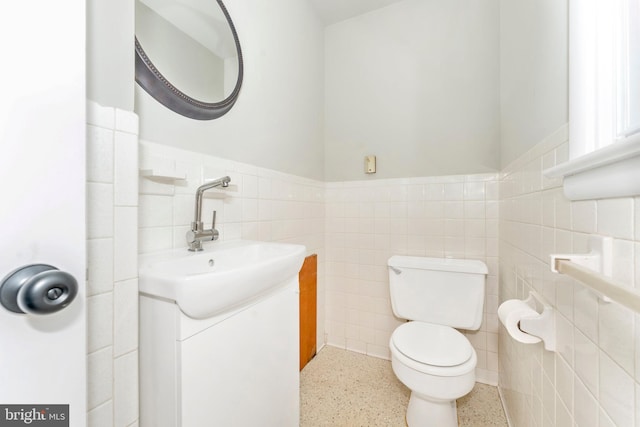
[{"left": 139, "top": 277, "right": 300, "bottom": 427}]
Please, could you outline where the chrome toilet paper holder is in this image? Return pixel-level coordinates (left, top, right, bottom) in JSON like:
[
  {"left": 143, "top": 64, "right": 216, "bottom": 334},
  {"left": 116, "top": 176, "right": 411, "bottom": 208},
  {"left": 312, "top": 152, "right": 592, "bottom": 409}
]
[{"left": 518, "top": 292, "right": 555, "bottom": 352}]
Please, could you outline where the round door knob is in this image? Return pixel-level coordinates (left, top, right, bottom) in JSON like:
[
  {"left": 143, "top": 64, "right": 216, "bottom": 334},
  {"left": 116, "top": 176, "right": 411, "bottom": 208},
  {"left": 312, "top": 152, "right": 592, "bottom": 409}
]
[{"left": 0, "top": 264, "right": 78, "bottom": 315}]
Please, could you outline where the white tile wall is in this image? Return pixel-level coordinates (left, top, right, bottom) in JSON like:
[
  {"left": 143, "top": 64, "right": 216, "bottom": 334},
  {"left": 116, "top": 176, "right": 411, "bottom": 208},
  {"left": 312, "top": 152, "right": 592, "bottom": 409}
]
[
  {"left": 137, "top": 140, "right": 326, "bottom": 351},
  {"left": 499, "top": 124, "right": 640, "bottom": 426},
  {"left": 86, "top": 101, "right": 139, "bottom": 427},
  {"left": 324, "top": 174, "right": 500, "bottom": 384},
  {"left": 86, "top": 111, "right": 640, "bottom": 426}
]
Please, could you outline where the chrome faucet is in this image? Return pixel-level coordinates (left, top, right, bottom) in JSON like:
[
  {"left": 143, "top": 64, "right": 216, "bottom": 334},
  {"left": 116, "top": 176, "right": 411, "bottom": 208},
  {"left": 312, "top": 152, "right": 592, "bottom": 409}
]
[{"left": 186, "top": 176, "right": 231, "bottom": 251}]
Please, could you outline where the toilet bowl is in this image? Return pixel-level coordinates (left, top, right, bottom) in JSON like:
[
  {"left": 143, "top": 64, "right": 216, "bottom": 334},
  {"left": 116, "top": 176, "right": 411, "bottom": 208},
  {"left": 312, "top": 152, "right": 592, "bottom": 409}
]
[
  {"left": 387, "top": 255, "right": 487, "bottom": 427},
  {"left": 389, "top": 322, "right": 477, "bottom": 427}
]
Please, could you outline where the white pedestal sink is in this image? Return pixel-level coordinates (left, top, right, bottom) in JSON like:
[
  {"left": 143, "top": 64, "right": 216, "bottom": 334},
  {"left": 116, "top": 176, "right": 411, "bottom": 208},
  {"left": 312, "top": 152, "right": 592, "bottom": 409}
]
[{"left": 138, "top": 240, "right": 306, "bottom": 427}]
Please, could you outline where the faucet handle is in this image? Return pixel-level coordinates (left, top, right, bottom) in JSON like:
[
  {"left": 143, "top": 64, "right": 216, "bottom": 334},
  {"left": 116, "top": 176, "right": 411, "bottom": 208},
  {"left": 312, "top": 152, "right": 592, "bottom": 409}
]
[{"left": 210, "top": 210, "right": 220, "bottom": 241}]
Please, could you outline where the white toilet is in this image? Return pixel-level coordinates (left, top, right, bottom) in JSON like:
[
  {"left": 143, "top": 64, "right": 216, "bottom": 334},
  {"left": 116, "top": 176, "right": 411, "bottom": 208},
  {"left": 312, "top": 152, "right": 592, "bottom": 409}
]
[{"left": 387, "top": 255, "right": 488, "bottom": 427}]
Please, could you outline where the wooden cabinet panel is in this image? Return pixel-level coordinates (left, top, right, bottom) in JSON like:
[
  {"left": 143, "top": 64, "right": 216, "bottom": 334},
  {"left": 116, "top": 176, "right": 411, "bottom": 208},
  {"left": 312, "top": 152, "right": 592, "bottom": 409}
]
[{"left": 299, "top": 254, "right": 317, "bottom": 371}]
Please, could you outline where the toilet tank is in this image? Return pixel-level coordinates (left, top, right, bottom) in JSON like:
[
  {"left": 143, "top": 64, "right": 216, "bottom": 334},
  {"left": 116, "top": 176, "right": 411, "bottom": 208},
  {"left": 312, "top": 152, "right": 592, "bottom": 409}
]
[{"left": 388, "top": 256, "right": 487, "bottom": 330}]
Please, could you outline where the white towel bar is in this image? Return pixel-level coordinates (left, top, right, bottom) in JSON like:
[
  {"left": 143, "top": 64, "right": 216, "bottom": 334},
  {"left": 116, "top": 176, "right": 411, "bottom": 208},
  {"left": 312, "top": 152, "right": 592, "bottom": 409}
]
[{"left": 554, "top": 258, "right": 640, "bottom": 314}]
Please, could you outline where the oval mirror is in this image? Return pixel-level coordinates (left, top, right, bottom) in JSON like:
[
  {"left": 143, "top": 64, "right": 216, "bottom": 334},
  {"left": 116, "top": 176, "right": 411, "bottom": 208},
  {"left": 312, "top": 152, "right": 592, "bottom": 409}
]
[{"left": 135, "top": 0, "right": 243, "bottom": 120}]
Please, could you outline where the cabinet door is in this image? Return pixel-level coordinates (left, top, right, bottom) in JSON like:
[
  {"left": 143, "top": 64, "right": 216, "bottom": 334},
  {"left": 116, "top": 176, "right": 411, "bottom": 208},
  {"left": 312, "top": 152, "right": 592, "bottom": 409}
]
[{"left": 179, "top": 282, "right": 299, "bottom": 427}]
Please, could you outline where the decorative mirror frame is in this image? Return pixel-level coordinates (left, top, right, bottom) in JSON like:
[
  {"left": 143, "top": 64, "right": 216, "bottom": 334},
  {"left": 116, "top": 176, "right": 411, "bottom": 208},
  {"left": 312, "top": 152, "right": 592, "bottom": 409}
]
[{"left": 134, "top": 0, "right": 244, "bottom": 120}]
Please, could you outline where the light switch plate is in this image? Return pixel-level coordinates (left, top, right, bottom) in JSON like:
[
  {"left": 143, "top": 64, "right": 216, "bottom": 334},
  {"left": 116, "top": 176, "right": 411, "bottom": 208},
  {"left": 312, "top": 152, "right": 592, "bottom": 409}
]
[{"left": 365, "top": 155, "right": 376, "bottom": 174}]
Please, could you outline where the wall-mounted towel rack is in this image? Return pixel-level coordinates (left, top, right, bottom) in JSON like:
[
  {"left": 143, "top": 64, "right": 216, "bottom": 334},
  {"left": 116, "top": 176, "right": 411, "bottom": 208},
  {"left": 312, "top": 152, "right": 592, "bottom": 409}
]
[
  {"left": 550, "top": 236, "right": 640, "bottom": 314},
  {"left": 552, "top": 258, "right": 640, "bottom": 313}
]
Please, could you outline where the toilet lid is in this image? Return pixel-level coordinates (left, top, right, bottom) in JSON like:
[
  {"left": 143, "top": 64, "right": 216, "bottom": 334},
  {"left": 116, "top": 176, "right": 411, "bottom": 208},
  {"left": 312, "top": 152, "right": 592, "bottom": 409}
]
[{"left": 391, "top": 322, "right": 472, "bottom": 367}]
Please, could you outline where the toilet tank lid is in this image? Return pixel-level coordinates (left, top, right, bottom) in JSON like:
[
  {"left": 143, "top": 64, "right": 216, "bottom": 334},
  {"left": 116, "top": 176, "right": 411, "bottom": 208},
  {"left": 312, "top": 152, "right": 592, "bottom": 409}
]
[{"left": 388, "top": 256, "right": 488, "bottom": 275}]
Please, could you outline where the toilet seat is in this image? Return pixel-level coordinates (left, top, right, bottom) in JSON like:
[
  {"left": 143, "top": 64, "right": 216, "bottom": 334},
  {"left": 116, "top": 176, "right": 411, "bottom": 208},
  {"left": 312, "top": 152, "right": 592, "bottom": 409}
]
[{"left": 390, "top": 322, "right": 476, "bottom": 377}]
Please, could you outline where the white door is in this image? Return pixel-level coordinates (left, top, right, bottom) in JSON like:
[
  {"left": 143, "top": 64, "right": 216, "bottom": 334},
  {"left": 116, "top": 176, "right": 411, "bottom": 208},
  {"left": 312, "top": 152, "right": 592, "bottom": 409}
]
[{"left": 0, "top": 0, "right": 87, "bottom": 426}]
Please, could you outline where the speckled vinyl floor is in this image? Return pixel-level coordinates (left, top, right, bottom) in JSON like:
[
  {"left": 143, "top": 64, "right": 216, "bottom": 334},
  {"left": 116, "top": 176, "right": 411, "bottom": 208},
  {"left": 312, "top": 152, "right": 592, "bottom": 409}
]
[{"left": 300, "top": 346, "right": 508, "bottom": 427}]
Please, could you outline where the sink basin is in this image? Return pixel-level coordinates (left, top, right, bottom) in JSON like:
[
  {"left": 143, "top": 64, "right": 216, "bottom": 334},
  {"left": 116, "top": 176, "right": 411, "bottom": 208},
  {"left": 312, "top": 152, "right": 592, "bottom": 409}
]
[{"left": 139, "top": 240, "right": 306, "bottom": 319}]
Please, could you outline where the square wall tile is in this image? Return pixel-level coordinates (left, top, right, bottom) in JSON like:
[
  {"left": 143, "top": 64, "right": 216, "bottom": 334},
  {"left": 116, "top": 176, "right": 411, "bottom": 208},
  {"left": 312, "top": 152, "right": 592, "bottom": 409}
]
[
  {"left": 574, "top": 328, "right": 598, "bottom": 397},
  {"left": 556, "top": 396, "right": 572, "bottom": 427},
  {"left": 114, "top": 207, "right": 138, "bottom": 282},
  {"left": 571, "top": 200, "right": 597, "bottom": 233},
  {"left": 173, "top": 194, "right": 195, "bottom": 226},
  {"left": 113, "top": 279, "right": 139, "bottom": 357},
  {"left": 464, "top": 201, "right": 486, "bottom": 219},
  {"left": 87, "top": 183, "right": 113, "bottom": 239},
  {"left": 88, "top": 293, "right": 113, "bottom": 353},
  {"left": 241, "top": 221, "right": 259, "bottom": 240},
  {"left": 464, "top": 181, "right": 486, "bottom": 200},
  {"left": 114, "top": 351, "right": 139, "bottom": 427},
  {"left": 114, "top": 131, "right": 139, "bottom": 207},
  {"left": 408, "top": 184, "right": 426, "bottom": 201},
  {"left": 612, "top": 239, "right": 634, "bottom": 285},
  {"left": 555, "top": 312, "right": 574, "bottom": 364},
  {"left": 574, "top": 287, "right": 599, "bottom": 341},
  {"left": 242, "top": 174, "right": 259, "bottom": 198},
  {"left": 115, "top": 109, "right": 139, "bottom": 134},
  {"left": 87, "top": 238, "right": 114, "bottom": 296},
  {"left": 599, "top": 351, "right": 634, "bottom": 426},
  {"left": 87, "top": 125, "right": 114, "bottom": 184},
  {"left": 636, "top": 383, "right": 640, "bottom": 427},
  {"left": 222, "top": 222, "right": 242, "bottom": 241},
  {"left": 426, "top": 183, "right": 445, "bottom": 200},
  {"left": 88, "top": 347, "right": 113, "bottom": 410},
  {"left": 139, "top": 195, "right": 173, "bottom": 228},
  {"left": 555, "top": 355, "right": 574, "bottom": 413},
  {"left": 600, "top": 409, "right": 617, "bottom": 427},
  {"left": 138, "top": 226, "right": 172, "bottom": 254},
  {"left": 597, "top": 198, "right": 634, "bottom": 240},
  {"left": 574, "top": 378, "right": 598, "bottom": 427},
  {"left": 599, "top": 302, "right": 635, "bottom": 375},
  {"left": 635, "top": 197, "right": 640, "bottom": 241},
  {"left": 87, "top": 101, "right": 114, "bottom": 128},
  {"left": 444, "top": 183, "right": 464, "bottom": 200},
  {"left": 87, "top": 401, "right": 114, "bottom": 427},
  {"left": 636, "top": 242, "right": 640, "bottom": 291},
  {"left": 242, "top": 198, "right": 259, "bottom": 222},
  {"left": 555, "top": 190, "right": 571, "bottom": 230}
]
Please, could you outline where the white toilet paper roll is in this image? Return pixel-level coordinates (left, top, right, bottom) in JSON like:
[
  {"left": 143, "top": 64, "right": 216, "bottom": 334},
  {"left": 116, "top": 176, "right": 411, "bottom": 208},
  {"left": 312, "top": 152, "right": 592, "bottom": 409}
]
[{"left": 497, "top": 299, "right": 542, "bottom": 344}]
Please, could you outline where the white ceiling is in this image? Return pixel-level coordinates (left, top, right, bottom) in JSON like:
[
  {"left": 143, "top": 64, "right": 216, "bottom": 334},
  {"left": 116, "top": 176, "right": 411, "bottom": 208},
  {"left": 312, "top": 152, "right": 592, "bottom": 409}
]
[{"left": 307, "top": 0, "right": 408, "bottom": 26}]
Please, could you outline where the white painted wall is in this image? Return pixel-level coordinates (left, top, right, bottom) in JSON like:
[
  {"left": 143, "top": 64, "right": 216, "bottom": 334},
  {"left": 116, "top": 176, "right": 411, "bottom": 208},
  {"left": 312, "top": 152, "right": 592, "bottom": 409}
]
[
  {"left": 499, "top": 0, "right": 568, "bottom": 168},
  {"left": 135, "top": 0, "right": 326, "bottom": 181},
  {"left": 324, "top": 0, "right": 500, "bottom": 181},
  {"left": 89, "top": 0, "right": 504, "bottom": 184},
  {"left": 87, "top": 0, "right": 135, "bottom": 111}
]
